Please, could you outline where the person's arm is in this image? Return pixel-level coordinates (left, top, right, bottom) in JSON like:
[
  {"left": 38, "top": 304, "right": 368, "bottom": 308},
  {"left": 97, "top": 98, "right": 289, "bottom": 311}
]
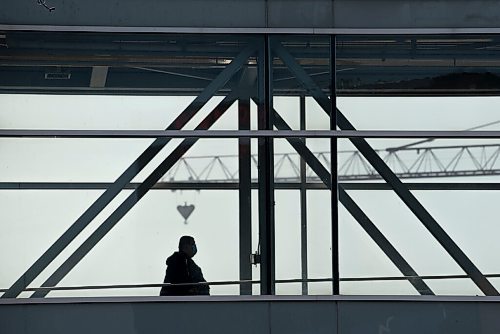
[{"left": 188, "top": 261, "right": 210, "bottom": 295}]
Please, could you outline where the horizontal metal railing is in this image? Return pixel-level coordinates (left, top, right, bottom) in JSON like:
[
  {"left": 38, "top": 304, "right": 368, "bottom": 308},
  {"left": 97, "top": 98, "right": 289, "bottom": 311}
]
[
  {"left": 3, "top": 273, "right": 500, "bottom": 294},
  {"left": 4, "top": 182, "right": 500, "bottom": 191},
  {"left": 2, "top": 129, "right": 500, "bottom": 139}
]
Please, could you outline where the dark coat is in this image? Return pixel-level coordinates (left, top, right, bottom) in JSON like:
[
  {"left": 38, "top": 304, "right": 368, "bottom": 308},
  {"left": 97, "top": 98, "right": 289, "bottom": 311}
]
[{"left": 160, "top": 251, "right": 210, "bottom": 296}]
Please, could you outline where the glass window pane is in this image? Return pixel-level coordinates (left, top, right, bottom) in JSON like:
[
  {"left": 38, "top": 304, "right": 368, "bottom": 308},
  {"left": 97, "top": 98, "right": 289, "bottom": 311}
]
[
  {"left": 423, "top": 279, "right": 483, "bottom": 296},
  {"left": 338, "top": 96, "right": 500, "bottom": 131},
  {"left": 338, "top": 137, "right": 500, "bottom": 295},
  {"left": 307, "top": 191, "right": 332, "bottom": 282},
  {"left": 337, "top": 35, "right": 500, "bottom": 96},
  {"left": 0, "top": 32, "right": 261, "bottom": 297},
  {"left": 275, "top": 190, "right": 301, "bottom": 280},
  {"left": 46, "top": 189, "right": 241, "bottom": 297},
  {"left": 341, "top": 281, "right": 418, "bottom": 295}
]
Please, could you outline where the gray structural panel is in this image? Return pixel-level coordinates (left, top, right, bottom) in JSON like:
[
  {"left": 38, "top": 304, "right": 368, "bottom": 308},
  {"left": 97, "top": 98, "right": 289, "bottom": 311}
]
[
  {"left": 2, "top": 0, "right": 500, "bottom": 30},
  {"left": 2, "top": 297, "right": 500, "bottom": 334}
]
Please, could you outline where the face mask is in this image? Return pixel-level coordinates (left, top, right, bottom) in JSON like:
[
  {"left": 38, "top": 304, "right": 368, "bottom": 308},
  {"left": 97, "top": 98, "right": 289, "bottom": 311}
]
[{"left": 192, "top": 244, "right": 198, "bottom": 256}]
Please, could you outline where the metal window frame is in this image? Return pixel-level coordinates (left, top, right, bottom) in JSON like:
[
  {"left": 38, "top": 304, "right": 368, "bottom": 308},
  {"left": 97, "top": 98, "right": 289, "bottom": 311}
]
[
  {"left": 1, "top": 42, "right": 258, "bottom": 299},
  {"left": 271, "top": 39, "right": 498, "bottom": 296},
  {"left": 271, "top": 109, "right": 434, "bottom": 295},
  {"left": 2, "top": 32, "right": 500, "bottom": 298}
]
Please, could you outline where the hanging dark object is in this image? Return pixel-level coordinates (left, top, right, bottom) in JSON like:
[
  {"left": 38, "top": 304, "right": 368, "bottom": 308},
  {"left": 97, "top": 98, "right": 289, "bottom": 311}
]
[{"left": 177, "top": 202, "right": 195, "bottom": 224}]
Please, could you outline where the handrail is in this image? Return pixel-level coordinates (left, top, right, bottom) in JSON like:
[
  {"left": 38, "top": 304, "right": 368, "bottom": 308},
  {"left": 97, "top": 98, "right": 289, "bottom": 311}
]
[
  {"left": 0, "top": 279, "right": 259, "bottom": 293},
  {"left": 3, "top": 273, "right": 500, "bottom": 294}
]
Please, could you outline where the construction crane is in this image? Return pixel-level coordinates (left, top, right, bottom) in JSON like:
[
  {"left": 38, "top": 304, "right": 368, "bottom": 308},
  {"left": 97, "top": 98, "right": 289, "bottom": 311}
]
[
  {"left": 161, "top": 120, "right": 500, "bottom": 183},
  {"left": 160, "top": 142, "right": 500, "bottom": 183}
]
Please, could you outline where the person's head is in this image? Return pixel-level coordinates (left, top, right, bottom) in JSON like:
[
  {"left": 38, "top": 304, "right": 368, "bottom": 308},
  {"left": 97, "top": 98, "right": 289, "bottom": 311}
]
[{"left": 178, "top": 235, "right": 197, "bottom": 258}]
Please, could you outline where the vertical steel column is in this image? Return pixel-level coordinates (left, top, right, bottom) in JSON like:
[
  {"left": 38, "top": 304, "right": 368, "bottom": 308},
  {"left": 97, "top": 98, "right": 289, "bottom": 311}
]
[
  {"left": 239, "top": 97, "right": 252, "bottom": 295},
  {"left": 299, "top": 95, "right": 308, "bottom": 296},
  {"left": 258, "top": 35, "right": 275, "bottom": 295},
  {"left": 330, "top": 35, "right": 340, "bottom": 295}
]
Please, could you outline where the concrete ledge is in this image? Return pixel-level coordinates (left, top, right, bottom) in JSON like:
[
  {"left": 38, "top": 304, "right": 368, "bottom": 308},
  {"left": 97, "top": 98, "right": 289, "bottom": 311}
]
[
  {"left": 4, "top": 25, "right": 500, "bottom": 34},
  {"left": 2, "top": 296, "right": 500, "bottom": 334},
  {"left": 2, "top": 294, "right": 500, "bottom": 305},
  {"left": 2, "top": 0, "right": 500, "bottom": 30}
]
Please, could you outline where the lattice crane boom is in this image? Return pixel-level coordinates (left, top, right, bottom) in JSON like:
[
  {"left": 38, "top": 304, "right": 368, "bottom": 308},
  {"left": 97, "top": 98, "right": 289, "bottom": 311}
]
[{"left": 160, "top": 143, "right": 500, "bottom": 183}]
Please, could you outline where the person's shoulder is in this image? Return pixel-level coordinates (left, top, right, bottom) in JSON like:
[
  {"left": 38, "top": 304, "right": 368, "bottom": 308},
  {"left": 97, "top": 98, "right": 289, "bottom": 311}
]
[
  {"left": 167, "top": 251, "right": 186, "bottom": 265},
  {"left": 187, "top": 258, "right": 201, "bottom": 268}
]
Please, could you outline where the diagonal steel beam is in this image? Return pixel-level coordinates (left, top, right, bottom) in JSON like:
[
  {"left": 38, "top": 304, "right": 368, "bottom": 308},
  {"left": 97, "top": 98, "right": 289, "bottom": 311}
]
[
  {"left": 273, "top": 111, "right": 434, "bottom": 295},
  {"left": 272, "top": 41, "right": 499, "bottom": 296},
  {"left": 31, "top": 93, "right": 238, "bottom": 298},
  {"left": 2, "top": 43, "right": 256, "bottom": 298},
  {"left": 338, "top": 192, "right": 434, "bottom": 295}
]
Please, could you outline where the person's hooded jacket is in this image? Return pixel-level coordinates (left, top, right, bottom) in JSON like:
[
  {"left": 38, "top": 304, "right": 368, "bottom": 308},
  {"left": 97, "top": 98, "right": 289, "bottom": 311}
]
[{"left": 160, "top": 251, "right": 210, "bottom": 296}]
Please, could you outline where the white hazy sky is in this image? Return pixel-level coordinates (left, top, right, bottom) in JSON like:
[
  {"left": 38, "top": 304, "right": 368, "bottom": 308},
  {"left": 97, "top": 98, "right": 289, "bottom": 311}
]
[{"left": 2, "top": 94, "right": 500, "bottom": 297}]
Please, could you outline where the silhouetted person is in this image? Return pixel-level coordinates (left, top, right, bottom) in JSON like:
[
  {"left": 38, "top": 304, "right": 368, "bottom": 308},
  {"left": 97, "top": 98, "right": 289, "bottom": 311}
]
[{"left": 160, "top": 236, "right": 210, "bottom": 296}]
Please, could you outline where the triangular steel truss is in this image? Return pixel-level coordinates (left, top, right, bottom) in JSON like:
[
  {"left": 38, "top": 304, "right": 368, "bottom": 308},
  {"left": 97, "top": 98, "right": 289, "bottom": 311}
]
[{"left": 161, "top": 143, "right": 500, "bottom": 183}]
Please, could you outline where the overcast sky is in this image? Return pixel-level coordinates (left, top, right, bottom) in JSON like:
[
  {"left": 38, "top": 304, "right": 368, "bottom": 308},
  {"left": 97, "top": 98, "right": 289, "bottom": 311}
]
[{"left": 2, "top": 94, "right": 500, "bottom": 297}]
